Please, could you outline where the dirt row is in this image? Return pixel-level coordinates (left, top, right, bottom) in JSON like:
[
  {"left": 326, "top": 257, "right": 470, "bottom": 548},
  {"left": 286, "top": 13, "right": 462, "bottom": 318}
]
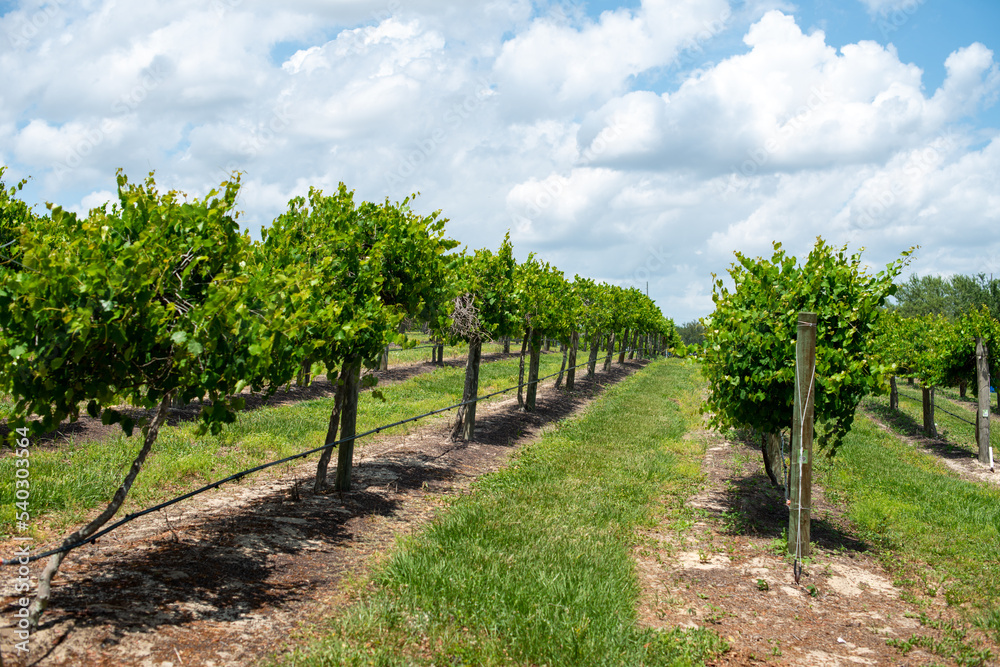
[
  {"left": 0, "top": 357, "right": 642, "bottom": 666},
  {"left": 635, "top": 428, "right": 999, "bottom": 666}
]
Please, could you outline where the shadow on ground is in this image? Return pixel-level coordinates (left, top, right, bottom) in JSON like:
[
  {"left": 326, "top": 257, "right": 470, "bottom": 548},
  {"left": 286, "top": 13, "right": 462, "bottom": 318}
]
[
  {"left": 709, "top": 436, "right": 871, "bottom": 554},
  {"left": 862, "top": 397, "right": 979, "bottom": 461},
  {"left": 20, "top": 360, "right": 645, "bottom": 660}
]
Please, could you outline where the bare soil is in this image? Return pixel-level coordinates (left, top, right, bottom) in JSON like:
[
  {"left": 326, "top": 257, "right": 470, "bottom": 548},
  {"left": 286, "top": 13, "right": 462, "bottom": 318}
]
[
  {"left": 634, "top": 429, "right": 1000, "bottom": 666},
  {"left": 0, "top": 359, "right": 642, "bottom": 666}
]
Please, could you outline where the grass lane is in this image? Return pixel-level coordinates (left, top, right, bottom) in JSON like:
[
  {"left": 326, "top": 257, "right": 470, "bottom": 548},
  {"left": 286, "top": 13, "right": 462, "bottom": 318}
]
[
  {"left": 278, "top": 358, "right": 728, "bottom": 667},
  {"left": 815, "top": 408, "right": 1000, "bottom": 654},
  {"left": 863, "top": 384, "right": 1000, "bottom": 459}
]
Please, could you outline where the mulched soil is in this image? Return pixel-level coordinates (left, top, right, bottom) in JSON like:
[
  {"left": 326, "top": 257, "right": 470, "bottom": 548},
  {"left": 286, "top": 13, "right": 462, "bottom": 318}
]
[
  {"left": 0, "top": 357, "right": 642, "bottom": 666},
  {"left": 634, "top": 428, "right": 1000, "bottom": 667}
]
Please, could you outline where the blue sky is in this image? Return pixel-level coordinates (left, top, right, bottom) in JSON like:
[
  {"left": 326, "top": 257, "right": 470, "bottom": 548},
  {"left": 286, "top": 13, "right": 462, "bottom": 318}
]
[{"left": 1, "top": 0, "right": 998, "bottom": 322}]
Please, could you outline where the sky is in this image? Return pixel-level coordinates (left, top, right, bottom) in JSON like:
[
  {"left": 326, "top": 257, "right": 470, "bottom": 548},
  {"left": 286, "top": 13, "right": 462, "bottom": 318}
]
[{"left": 1, "top": 0, "right": 998, "bottom": 324}]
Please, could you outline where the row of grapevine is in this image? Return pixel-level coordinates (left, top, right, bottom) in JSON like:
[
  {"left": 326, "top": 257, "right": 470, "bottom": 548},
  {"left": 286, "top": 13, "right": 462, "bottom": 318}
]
[
  {"left": 871, "top": 307, "right": 998, "bottom": 463},
  {"left": 700, "top": 239, "right": 913, "bottom": 485},
  {"left": 872, "top": 308, "right": 999, "bottom": 399},
  {"left": 0, "top": 168, "right": 677, "bottom": 626}
]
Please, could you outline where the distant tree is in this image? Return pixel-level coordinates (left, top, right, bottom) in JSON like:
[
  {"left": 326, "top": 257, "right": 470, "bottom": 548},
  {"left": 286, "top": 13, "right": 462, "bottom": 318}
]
[
  {"left": 951, "top": 274, "right": 1000, "bottom": 320},
  {"left": 677, "top": 319, "right": 706, "bottom": 346},
  {"left": 891, "top": 274, "right": 954, "bottom": 318},
  {"left": 890, "top": 273, "right": 1000, "bottom": 320}
]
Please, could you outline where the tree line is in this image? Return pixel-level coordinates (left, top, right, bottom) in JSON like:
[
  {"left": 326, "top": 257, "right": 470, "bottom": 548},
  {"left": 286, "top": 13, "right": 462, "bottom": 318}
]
[{"left": 890, "top": 273, "right": 1000, "bottom": 321}]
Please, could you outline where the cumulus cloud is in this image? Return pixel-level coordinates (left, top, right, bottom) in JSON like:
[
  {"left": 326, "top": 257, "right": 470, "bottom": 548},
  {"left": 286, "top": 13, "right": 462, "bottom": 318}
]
[
  {"left": 576, "top": 12, "right": 997, "bottom": 175},
  {"left": 1, "top": 2, "right": 998, "bottom": 323},
  {"left": 492, "top": 0, "right": 731, "bottom": 118}
]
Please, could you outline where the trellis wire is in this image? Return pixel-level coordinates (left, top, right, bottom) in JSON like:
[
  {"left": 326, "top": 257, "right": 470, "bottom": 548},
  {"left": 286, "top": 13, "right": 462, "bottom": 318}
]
[
  {"left": 2, "top": 358, "right": 599, "bottom": 566},
  {"left": 897, "top": 390, "right": 976, "bottom": 426}
]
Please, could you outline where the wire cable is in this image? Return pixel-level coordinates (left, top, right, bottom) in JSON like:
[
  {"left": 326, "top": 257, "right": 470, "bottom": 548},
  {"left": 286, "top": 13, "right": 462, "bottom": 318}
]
[
  {"left": 2, "top": 358, "right": 600, "bottom": 566},
  {"left": 897, "top": 390, "right": 976, "bottom": 426}
]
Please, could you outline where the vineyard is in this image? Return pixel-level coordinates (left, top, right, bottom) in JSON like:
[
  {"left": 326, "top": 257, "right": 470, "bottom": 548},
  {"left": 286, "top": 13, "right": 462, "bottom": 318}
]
[{"left": 0, "top": 170, "right": 999, "bottom": 665}]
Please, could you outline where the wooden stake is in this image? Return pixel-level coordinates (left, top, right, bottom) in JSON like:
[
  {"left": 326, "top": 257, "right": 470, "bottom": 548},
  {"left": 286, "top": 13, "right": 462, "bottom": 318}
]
[
  {"left": 788, "top": 312, "right": 817, "bottom": 561},
  {"left": 334, "top": 357, "right": 361, "bottom": 491},
  {"left": 566, "top": 330, "right": 579, "bottom": 391},
  {"left": 976, "top": 337, "right": 991, "bottom": 465},
  {"left": 922, "top": 385, "right": 936, "bottom": 437},
  {"left": 525, "top": 334, "right": 542, "bottom": 411}
]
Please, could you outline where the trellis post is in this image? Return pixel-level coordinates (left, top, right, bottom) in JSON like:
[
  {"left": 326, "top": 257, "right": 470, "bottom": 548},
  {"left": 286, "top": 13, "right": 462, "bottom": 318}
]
[
  {"left": 788, "top": 312, "right": 817, "bottom": 562},
  {"left": 976, "top": 338, "right": 992, "bottom": 468},
  {"left": 922, "top": 385, "right": 936, "bottom": 437}
]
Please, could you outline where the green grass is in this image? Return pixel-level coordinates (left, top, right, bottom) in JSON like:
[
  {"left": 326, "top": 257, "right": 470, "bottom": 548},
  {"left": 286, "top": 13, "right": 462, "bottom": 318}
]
[
  {"left": 386, "top": 340, "right": 512, "bottom": 366},
  {"left": 814, "top": 410, "right": 1000, "bottom": 649},
  {"left": 864, "top": 384, "right": 1000, "bottom": 458},
  {"left": 0, "top": 393, "right": 14, "bottom": 421},
  {"left": 0, "top": 352, "right": 566, "bottom": 536},
  {"left": 277, "top": 359, "right": 728, "bottom": 667}
]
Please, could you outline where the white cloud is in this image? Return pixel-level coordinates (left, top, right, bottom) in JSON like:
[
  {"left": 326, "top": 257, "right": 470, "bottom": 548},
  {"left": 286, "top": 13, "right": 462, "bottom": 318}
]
[
  {"left": 578, "top": 12, "right": 998, "bottom": 175},
  {"left": 492, "top": 0, "right": 731, "bottom": 118},
  {"left": 1, "top": 2, "right": 998, "bottom": 324},
  {"left": 71, "top": 189, "right": 116, "bottom": 216}
]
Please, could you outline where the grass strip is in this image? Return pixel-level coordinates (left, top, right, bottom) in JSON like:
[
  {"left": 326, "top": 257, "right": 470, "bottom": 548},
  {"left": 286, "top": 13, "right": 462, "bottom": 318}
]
[
  {"left": 386, "top": 340, "right": 510, "bottom": 366},
  {"left": 0, "top": 353, "right": 565, "bottom": 536},
  {"left": 814, "top": 410, "right": 1000, "bottom": 649},
  {"left": 278, "top": 359, "right": 728, "bottom": 667},
  {"left": 865, "top": 385, "right": 1000, "bottom": 457}
]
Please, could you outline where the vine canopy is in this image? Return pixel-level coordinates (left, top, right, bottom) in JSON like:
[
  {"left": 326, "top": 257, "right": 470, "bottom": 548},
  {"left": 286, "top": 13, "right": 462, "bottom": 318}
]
[{"left": 703, "top": 238, "right": 913, "bottom": 453}]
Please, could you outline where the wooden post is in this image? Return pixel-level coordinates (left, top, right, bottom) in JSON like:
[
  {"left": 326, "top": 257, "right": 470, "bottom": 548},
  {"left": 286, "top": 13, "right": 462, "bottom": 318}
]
[
  {"left": 334, "top": 357, "right": 362, "bottom": 491},
  {"left": 516, "top": 332, "right": 529, "bottom": 409},
  {"left": 960, "top": 380, "right": 967, "bottom": 398},
  {"left": 503, "top": 336, "right": 511, "bottom": 354},
  {"left": 587, "top": 333, "right": 601, "bottom": 377},
  {"left": 525, "top": 334, "right": 542, "bottom": 411},
  {"left": 922, "top": 385, "right": 936, "bottom": 437},
  {"left": 976, "top": 338, "right": 991, "bottom": 466},
  {"left": 566, "top": 330, "right": 579, "bottom": 391},
  {"left": 618, "top": 328, "right": 629, "bottom": 364},
  {"left": 889, "top": 376, "right": 898, "bottom": 411},
  {"left": 380, "top": 345, "right": 389, "bottom": 371},
  {"left": 788, "top": 312, "right": 817, "bottom": 560}
]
